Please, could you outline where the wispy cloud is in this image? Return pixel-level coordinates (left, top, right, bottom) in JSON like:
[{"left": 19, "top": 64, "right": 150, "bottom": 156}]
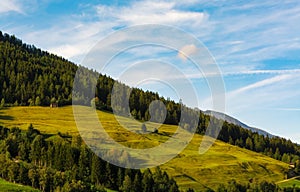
[
  {"left": 180, "top": 69, "right": 300, "bottom": 80},
  {"left": 0, "top": 0, "right": 23, "bottom": 14},
  {"left": 200, "top": 72, "right": 300, "bottom": 111},
  {"left": 225, "top": 73, "right": 300, "bottom": 117},
  {"left": 192, "top": 1, "right": 300, "bottom": 71},
  {"left": 14, "top": 20, "right": 115, "bottom": 62},
  {"left": 274, "top": 108, "right": 300, "bottom": 111},
  {"left": 226, "top": 69, "right": 300, "bottom": 75},
  {"left": 5, "top": 1, "right": 207, "bottom": 63},
  {"left": 4, "top": 0, "right": 300, "bottom": 70},
  {"left": 228, "top": 74, "right": 293, "bottom": 97}
]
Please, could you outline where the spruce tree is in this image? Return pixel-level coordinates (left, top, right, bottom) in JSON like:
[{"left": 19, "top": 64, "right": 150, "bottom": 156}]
[
  {"left": 91, "top": 154, "right": 102, "bottom": 185},
  {"left": 0, "top": 98, "right": 5, "bottom": 108}
]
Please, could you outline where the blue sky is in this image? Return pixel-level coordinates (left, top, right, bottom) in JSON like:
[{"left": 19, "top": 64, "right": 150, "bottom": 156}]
[{"left": 1, "top": 0, "right": 300, "bottom": 142}]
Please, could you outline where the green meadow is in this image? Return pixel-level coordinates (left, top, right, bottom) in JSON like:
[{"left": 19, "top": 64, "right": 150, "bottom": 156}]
[
  {"left": 277, "top": 176, "right": 300, "bottom": 188},
  {"left": 0, "top": 106, "right": 290, "bottom": 191},
  {"left": 0, "top": 178, "right": 40, "bottom": 192}
]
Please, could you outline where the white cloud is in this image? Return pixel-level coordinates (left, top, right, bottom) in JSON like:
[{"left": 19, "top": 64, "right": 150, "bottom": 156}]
[
  {"left": 5, "top": 0, "right": 300, "bottom": 71},
  {"left": 177, "top": 44, "right": 198, "bottom": 61},
  {"left": 6, "top": 0, "right": 207, "bottom": 64},
  {"left": 0, "top": 0, "right": 23, "bottom": 14},
  {"left": 16, "top": 20, "right": 116, "bottom": 63},
  {"left": 96, "top": 1, "right": 207, "bottom": 26}
]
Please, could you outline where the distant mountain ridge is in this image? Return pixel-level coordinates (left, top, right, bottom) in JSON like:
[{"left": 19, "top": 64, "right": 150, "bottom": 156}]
[{"left": 204, "top": 110, "right": 274, "bottom": 137}]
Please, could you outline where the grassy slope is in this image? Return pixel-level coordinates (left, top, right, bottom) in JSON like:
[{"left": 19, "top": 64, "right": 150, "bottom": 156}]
[
  {"left": 0, "top": 178, "right": 40, "bottom": 192},
  {"left": 0, "top": 106, "right": 289, "bottom": 191},
  {"left": 277, "top": 176, "right": 300, "bottom": 188}
]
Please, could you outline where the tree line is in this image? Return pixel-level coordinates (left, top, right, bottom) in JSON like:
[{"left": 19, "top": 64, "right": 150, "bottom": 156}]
[{"left": 214, "top": 121, "right": 300, "bottom": 166}]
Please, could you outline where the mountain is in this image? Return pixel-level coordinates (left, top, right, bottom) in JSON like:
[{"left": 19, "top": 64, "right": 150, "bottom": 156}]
[
  {"left": 1, "top": 30, "right": 299, "bottom": 165},
  {"left": 1, "top": 30, "right": 300, "bottom": 191},
  {"left": 204, "top": 110, "right": 274, "bottom": 137},
  {"left": 0, "top": 30, "right": 274, "bottom": 139}
]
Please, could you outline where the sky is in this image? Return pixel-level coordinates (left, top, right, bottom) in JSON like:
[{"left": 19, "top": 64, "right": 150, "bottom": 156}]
[{"left": 1, "top": 0, "right": 300, "bottom": 142}]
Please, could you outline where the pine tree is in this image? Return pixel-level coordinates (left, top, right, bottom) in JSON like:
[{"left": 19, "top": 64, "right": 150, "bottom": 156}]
[
  {"left": 28, "top": 167, "right": 38, "bottom": 187},
  {"left": 0, "top": 98, "right": 5, "bottom": 108},
  {"left": 229, "top": 136, "right": 234, "bottom": 145},
  {"left": 169, "top": 178, "right": 180, "bottom": 192},
  {"left": 7, "top": 162, "right": 19, "bottom": 182},
  {"left": 18, "top": 164, "right": 29, "bottom": 186},
  {"left": 142, "top": 169, "right": 154, "bottom": 192},
  {"left": 78, "top": 146, "right": 90, "bottom": 181},
  {"left": 28, "top": 98, "right": 34, "bottom": 106},
  {"left": 18, "top": 143, "right": 27, "bottom": 160},
  {"left": 245, "top": 137, "right": 253, "bottom": 150},
  {"left": 64, "top": 145, "right": 75, "bottom": 171},
  {"left": 29, "top": 135, "right": 43, "bottom": 166},
  {"left": 122, "top": 175, "right": 132, "bottom": 192},
  {"left": 274, "top": 148, "right": 281, "bottom": 160},
  {"left": 133, "top": 171, "right": 142, "bottom": 192},
  {"left": 91, "top": 153, "right": 102, "bottom": 185},
  {"left": 117, "top": 168, "right": 125, "bottom": 189},
  {"left": 35, "top": 96, "right": 41, "bottom": 106}
]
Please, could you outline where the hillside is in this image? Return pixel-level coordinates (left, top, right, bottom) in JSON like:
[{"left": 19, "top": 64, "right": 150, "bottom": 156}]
[
  {"left": 1, "top": 31, "right": 300, "bottom": 191},
  {"left": 0, "top": 106, "right": 289, "bottom": 191},
  {"left": 1, "top": 31, "right": 300, "bottom": 165},
  {"left": 277, "top": 176, "right": 300, "bottom": 189},
  {"left": 0, "top": 31, "right": 274, "bottom": 139}
]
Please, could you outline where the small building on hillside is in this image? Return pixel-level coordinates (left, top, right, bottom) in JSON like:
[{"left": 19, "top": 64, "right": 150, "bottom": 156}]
[
  {"left": 289, "top": 163, "right": 295, "bottom": 168},
  {"left": 50, "top": 103, "right": 58, "bottom": 108}
]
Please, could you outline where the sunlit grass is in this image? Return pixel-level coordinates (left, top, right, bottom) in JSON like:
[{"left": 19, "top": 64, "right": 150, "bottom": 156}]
[
  {"left": 277, "top": 177, "right": 300, "bottom": 188},
  {"left": 0, "top": 178, "right": 40, "bottom": 192},
  {"left": 0, "top": 106, "right": 289, "bottom": 191}
]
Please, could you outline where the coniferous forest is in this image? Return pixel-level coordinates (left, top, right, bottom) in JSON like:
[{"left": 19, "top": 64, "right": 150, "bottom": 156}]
[
  {"left": 1, "top": 31, "right": 300, "bottom": 191},
  {"left": 0, "top": 125, "right": 179, "bottom": 192}
]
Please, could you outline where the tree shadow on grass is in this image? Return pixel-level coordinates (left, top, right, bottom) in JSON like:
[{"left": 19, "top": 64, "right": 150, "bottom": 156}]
[{"left": 0, "top": 110, "right": 14, "bottom": 121}]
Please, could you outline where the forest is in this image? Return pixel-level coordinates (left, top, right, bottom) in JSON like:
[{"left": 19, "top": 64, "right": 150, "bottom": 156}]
[
  {"left": 1, "top": 31, "right": 300, "bottom": 191},
  {"left": 0, "top": 125, "right": 179, "bottom": 192}
]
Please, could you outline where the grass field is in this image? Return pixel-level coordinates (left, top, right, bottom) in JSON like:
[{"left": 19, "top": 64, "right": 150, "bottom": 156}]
[
  {"left": 0, "top": 106, "right": 289, "bottom": 191},
  {"left": 277, "top": 176, "right": 300, "bottom": 188},
  {"left": 0, "top": 178, "right": 40, "bottom": 192}
]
